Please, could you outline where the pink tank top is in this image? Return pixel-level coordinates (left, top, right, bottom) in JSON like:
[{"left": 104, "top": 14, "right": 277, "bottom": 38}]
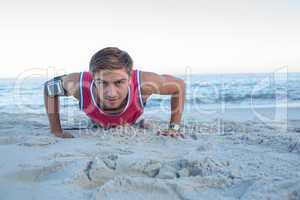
[{"left": 79, "top": 69, "right": 144, "bottom": 128}]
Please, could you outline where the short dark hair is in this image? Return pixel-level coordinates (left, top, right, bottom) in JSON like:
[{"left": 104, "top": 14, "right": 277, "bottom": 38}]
[{"left": 89, "top": 47, "right": 133, "bottom": 75}]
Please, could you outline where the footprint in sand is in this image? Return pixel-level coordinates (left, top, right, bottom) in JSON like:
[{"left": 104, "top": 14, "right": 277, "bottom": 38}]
[
  {"left": 78, "top": 154, "right": 120, "bottom": 188},
  {"left": 18, "top": 136, "right": 58, "bottom": 147},
  {"left": 157, "top": 158, "right": 236, "bottom": 180},
  {"left": 93, "top": 173, "right": 236, "bottom": 200},
  {"left": 5, "top": 161, "right": 72, "bottom": 182},
  {"left": 75, "top": 155, "right": 238, "bottom": 189},
  {"left": 93, "top": 176, "right": 183, "bottom": 200}
]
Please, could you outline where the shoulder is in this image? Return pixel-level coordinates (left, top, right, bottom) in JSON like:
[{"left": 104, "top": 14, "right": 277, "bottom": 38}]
[
  {"left": 140, "top": 70, "right": 182, "bottom": 83},
  {"left": 63, "top": 72, "right": 81, "bottom": 83},
  {"left": 139, "top": 70, "right": 185, "bottom": 95},
  {"left": 139, "top": 71, "right": 162, "bottom": 95},
  {"left": 62, "top": 72, "right": 81, "bottom": 98},
  {"left": 140, "top": 71, "right": 161, "bottom": 82}
]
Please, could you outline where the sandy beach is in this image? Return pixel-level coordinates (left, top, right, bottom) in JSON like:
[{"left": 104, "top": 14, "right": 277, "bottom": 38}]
[{"left": 0, "top": 118, "right": 300, "bottom": 200}]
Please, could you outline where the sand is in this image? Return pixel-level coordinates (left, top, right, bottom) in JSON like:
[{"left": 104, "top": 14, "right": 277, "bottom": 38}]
[{"left": 0, "top": 119, "right": 300, "bottom": 200}]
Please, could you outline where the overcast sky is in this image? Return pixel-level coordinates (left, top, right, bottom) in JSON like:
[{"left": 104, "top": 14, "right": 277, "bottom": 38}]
[{"left": 0, "top": 0, "right": 299, "bottom": 77}]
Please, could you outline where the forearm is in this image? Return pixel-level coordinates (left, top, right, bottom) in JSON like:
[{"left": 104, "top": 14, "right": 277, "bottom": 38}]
[
  {"left": 44, "top": 91, "right": 63, "bottom": 135},
  {"left": 170, "top": 97, "right": 182, "bottom": 124},
  {"left": 170, "top": 80, "right": 185, "bottom": 124}
]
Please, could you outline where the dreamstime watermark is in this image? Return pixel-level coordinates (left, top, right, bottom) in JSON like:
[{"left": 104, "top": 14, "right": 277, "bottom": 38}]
[
  {"left": 250, "top": 66, "right": 288, "bottom": 132},
  {"left": 12, "top": 65, "right": 289, "bottom": 136},
  {"left": 13, "top": 66, "right": 67, "bottom": 113}
]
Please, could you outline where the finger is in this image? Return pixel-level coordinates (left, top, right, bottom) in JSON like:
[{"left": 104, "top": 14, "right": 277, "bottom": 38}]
[
  {"left": 170, "top": 132, "right": 182, "bottom": 139},
  {"left": 171, "top": 133, "right": 177, "bottom": 137},
  {"left": 157, "top": 130, "right": 166, "bottom": 135}
]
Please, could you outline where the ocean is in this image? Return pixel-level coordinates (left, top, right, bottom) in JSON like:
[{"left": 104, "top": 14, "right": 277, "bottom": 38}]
[{"left": 0, "top": 72, "right": 300, "bottom": 133}]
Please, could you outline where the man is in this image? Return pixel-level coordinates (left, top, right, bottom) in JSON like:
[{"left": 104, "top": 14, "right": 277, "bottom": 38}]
[{"left": 44, "top": 47, "right": 185, "bottom": 138}]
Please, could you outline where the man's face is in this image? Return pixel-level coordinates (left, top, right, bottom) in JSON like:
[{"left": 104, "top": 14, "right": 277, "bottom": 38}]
[{"left": 93, "top": 68, "right": 130, "bottom": 110}]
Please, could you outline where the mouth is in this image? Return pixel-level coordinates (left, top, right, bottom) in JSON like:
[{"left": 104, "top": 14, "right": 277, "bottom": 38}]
[{"left": 106, "top": 99, "right": 119, "bottom": 103}]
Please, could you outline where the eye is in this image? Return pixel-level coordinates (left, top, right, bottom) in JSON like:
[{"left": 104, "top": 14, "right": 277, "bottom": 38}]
[
  {"left": 115, "top": 80, "right": 124, "bottom": 86},
  {"left": 95, "top": 80, "right": 108, "bottom": 86}
]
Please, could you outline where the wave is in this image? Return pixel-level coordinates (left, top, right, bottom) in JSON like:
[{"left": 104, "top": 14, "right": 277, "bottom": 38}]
[
  {"left": 1, "top": 73, "right": 300, "bottom": 110},
  {"left": 146, "top": 90, "right": 300, "bottom": 106}
]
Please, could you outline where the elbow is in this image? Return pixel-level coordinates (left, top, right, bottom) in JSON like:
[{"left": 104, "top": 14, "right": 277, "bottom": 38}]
[
  {"left": 178, "top": 79, "right": 185, "bottom": 93},
  {"left": 173, "top": 79, "right": 185, "bottom": 95}
]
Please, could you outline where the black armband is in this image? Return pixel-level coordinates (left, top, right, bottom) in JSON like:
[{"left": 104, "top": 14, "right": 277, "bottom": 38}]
[{"left": 44, "top": 75, "right": 67, "bottom": 97}]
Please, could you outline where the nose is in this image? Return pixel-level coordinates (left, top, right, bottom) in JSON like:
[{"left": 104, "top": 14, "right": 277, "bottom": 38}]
[{"left": 105, "top": 85, "right": 118, "bottom": 98}]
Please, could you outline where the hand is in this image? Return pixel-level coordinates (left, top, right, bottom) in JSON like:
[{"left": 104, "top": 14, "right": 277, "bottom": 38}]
[
  {"left": 53, "top": 131, "right": 74, "bottom": 139},
  {"left": 157, "top": 129, "right": 185, "bottom": 138}
]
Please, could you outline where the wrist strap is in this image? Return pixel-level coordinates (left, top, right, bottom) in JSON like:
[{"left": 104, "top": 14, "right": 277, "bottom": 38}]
[{"left": 169, "top": 123, "right": 180, "bottom": 131}]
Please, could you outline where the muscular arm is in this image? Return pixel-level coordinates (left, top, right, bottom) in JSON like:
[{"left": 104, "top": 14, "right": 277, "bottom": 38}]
[
  {"left": 140, "top": 71, "right": 185, "bottom": 125},
  {"left": 44, "top": 73, "right": 80, "bottom": 137}
]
